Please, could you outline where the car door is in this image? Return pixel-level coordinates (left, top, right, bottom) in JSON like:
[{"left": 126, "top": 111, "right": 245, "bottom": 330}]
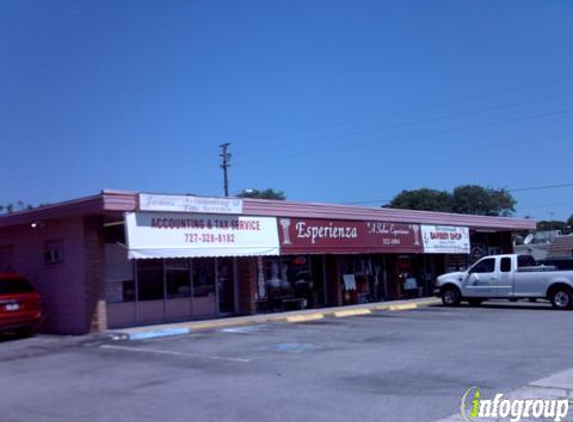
[
  {"left": 463, "top": 257, "right": 497, "bottom": 297},
  {"left": 496, "top": 256, "right": 514, "bottom": 297}
]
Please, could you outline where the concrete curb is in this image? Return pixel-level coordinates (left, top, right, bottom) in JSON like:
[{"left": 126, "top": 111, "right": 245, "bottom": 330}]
[
  {"left": 108, "top": 297, "right": 441, "bottom": 341},
  {"left": 285, "top": 313, "right": 325, "bottom": 323},
  {"left": 333, "top": 308, "right": 372, "bottom": 317},
  {"left": 387, "top": 303, "right": 418, "bottom": 311}
]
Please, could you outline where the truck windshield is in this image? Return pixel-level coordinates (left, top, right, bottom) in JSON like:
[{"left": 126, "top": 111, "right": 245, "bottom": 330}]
[{"left": 470, "top": 258, "right": 495, "bottom": 273}]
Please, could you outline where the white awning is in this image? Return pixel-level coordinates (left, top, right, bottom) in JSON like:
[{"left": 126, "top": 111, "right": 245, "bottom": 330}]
[{"left": 125, "top": 212, "right": 280, "bottom": 259}]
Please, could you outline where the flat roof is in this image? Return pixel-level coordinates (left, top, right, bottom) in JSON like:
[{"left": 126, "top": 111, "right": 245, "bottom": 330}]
[{"left": 0, "top": 189, "right": 536, "bottom": 231}]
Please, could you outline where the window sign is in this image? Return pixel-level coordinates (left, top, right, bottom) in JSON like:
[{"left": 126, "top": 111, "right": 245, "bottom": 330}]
[
  {"left": 343, "top": 274, "right": 357, "bottom": 291},
  {"left": 421, "top": 225, "right": 470, "bottom": 254}
]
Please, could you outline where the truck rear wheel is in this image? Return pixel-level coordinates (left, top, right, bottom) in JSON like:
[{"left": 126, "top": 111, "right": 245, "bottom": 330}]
[
  {"left": 549, "top": 287, "right": 573, "bottom": 310},
  {"left": 441, "top": 286, "right": 461, "bottom": 306}
]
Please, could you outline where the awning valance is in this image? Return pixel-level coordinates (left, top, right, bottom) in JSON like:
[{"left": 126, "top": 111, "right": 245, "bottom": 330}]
[{"left": 125, "top": 212, "right": 280, "bottom": 259}]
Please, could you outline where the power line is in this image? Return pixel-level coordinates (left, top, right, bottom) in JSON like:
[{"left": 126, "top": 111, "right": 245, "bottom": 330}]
[
  {"left": 234, "top": 107, "right": 573, "bottom": 167},
  {"left": 510, "top": 183, "right": 573, "bottom": 192},
  {"left": 187, "top": 75, "right": 573, "bottom": 160},
  {"left": 340, "top": 182, "right": 573, "bottom": 207},
  {"left": 232, "top": 74, "right": 573, "bottom": 147},
  {"left": 233, "top": 91, "right": 573, "bottom": 157},
  {"left": 517, "top": 201, "right": 573, "bottom": 210}
]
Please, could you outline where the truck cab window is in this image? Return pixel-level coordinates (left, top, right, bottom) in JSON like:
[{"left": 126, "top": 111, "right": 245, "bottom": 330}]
[
  {"left": 517, "top": 255, "right": 536, "bottom": 268},
  {"left": 501, "top": 257, "right": 511, "bottom": 273},
  {"left": 470, "top": 258, "right": 495, "bottom": 273}
]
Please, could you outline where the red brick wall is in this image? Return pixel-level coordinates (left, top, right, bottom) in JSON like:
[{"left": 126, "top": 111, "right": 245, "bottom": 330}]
[{"left": 236, "top": 257, "right": 257, "bottom": 315}]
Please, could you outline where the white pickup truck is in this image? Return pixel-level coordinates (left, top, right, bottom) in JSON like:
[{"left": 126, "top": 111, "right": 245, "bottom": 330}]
[{"left": 435, "top": 254, "right": 573, "bottom": 310}]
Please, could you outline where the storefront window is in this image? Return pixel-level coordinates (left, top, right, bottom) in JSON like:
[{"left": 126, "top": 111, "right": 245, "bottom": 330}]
[
  {"left": 106, "top": 280, "right": 136, "bottom": 303},
  {"left": 265, "top": 257, "right": 291, "bottom": 297},
  {"left": 340, "top": 256, "right": 372, "bottom": 305},
  {"left": 137, "top": 259, "right": 164, "bottom": 301},
  {"left": 104, "top": 243, "right": 135, "bottom": 303},
  {"left": 166, "top": 259, "right": 191, "bottom": 299},
  {"left": 193, "top": 258, "right": 215, "bottom": 297},
  {"left": 263, "top": 255, "right": 316, "bottom": 311}
]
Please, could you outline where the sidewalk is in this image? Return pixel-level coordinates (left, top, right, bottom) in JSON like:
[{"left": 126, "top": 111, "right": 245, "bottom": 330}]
[
  {"left": 434, "top": 368, "right": 573, "bottom": 422},
  {"left": 108, "top": 296, "right": 441, "bottom": 341}
]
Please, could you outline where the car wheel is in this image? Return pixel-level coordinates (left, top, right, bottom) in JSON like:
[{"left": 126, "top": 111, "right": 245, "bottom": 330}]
[
  {"left": 550, "top": 288, "right": 573, "bottom": 310},
  {"left": 441, "top": 286, "right": 461, "bottom": 306},
  {"left": 467, "top": 299, "right": 483, "bottom": 307}
]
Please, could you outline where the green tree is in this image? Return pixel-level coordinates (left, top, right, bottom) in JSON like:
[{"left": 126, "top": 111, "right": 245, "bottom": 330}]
[
  {"left": 237, "top": 188, "right": 287, "bottom": 200},
  {"left": 452, "top": 185, "right": 516, "bottom": 216},
  {"left": 536, "top": 220, "right": 567, "bottom": 232},
  {"left": 0, "top": 201, "right": 48, "bottom": 214},
  {"left": 388, "top": 185, "right": 517, "bottom": 216},
  {"left": 388, "top": 188, "right": 454, "bottom": 212}
]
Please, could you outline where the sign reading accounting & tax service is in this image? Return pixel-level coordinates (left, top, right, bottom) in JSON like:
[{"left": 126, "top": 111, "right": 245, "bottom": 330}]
[{"left": 125, "top": 212, "right": 279, "bottom": 259}]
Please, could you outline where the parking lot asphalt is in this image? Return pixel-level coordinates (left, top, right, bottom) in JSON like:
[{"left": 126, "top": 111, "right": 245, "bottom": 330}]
[{"left": 1, "top": 302, "right": 573, "bottom": 422}]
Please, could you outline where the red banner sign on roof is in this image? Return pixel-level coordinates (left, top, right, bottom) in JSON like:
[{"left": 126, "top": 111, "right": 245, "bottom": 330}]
[{"left": 277, "top": 218, "right": 423, "bottom": 254}]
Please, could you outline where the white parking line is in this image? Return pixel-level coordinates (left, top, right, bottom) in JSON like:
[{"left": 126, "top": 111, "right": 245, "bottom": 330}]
[
  {"left": 220, "top": 325, "right": 267, "bottom": 334},
  {"left": 100, "top": 344, "right": 252, "bottom": 363}
]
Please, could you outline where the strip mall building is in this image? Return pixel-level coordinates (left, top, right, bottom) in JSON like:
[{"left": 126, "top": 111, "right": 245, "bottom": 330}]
[{"left": 0, "top": 190, "right": 535, "bottom": 334}]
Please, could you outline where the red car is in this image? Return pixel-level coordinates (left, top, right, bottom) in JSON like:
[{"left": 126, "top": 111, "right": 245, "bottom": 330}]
[{"left": 0, "top": 274, "right": 42, "bottom": 336}]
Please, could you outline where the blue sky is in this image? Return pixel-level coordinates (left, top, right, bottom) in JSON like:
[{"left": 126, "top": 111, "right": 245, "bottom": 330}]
[{"left": 1, "top": 0, "right": 572, "bottom": 221}]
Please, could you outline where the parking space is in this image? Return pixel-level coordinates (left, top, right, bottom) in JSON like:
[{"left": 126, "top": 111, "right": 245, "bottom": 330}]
[{"left": 1, "top": 304, "right": 573, "bottom": 422}]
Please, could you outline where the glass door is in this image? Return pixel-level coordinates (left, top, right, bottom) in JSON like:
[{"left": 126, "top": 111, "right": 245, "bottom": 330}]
[
  {"left": 192, "top": 258, "right": 217, "bottom": 316},
  {"left": 165, "top": 259, "right": 192, "bottom": 321}
]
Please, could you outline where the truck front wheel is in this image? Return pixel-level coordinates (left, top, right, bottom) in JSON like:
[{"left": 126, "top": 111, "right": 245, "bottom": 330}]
[
  {"left": 549, "top": 287, "right": 573, "bottom": 310},
  {"left": 441, "top": 286, "right": 462, "bottom": 306}
]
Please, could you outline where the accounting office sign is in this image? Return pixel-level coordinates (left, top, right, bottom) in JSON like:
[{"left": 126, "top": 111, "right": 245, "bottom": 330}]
[
  {"left": 139, "top": 193, "right": 243, "bottom": 214},
  {"left": 125, "top": 212, "right": 280, "bottom": 259}
]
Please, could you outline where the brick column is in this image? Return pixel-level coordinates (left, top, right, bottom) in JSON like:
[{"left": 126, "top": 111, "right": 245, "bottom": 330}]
[
  {"left": 236, "top": 256, "right": 257, "bottom": 315},
  {"left": 84, "top": 216, "right": 107, "bottom": 332},
  {"left": 325, "top": 255, "right": 342, "bottom": 306}
]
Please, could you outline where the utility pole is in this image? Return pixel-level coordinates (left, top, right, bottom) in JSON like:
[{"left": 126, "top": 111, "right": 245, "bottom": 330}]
[{"left": 219, "top": 142, "right": 231, "bottom": 197}]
